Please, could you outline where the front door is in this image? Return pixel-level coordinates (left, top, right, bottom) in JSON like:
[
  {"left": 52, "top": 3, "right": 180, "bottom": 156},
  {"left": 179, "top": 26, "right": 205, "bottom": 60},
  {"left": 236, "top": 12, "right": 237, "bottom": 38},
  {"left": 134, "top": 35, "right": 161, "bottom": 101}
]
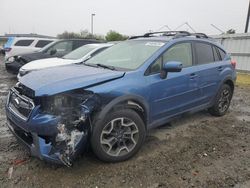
[{"left": 147, "top": 42, "right": 202, "bottom": 123}]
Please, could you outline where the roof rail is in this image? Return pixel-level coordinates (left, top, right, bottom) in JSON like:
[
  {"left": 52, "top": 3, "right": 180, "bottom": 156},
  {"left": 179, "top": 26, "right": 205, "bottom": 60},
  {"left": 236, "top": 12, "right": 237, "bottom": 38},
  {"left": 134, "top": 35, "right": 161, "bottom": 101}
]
[
  {"left": 192, "top": 33, "right": 209, "bottom": 38},
  {"left": 129, "top": 31, "right": 209, "bottom": 40}
]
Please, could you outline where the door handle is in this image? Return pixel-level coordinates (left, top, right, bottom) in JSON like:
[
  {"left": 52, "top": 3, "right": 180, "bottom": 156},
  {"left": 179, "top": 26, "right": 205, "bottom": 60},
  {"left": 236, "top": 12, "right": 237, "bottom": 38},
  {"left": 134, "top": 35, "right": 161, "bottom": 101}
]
[
  {"left": 217, "top": 66, "right": 223, "bottom": 71},
  {"left": 190, "top": 73, "right": 198, "bottom": 79}
]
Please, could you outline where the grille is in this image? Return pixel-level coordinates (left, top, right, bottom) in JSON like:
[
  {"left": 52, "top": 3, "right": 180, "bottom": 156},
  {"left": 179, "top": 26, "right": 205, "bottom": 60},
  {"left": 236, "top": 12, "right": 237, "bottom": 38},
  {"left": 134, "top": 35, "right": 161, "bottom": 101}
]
[{"left": 8, "top": 89, "right": 35, "bottom": 121}]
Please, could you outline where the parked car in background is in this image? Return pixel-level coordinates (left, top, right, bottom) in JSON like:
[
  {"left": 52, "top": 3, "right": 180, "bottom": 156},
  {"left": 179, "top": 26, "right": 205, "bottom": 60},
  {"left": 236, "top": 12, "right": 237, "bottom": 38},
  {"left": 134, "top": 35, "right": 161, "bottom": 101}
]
[
  {"left": 5, "top": 31, "right": 236, "bottom": 166},
  {"left": 0, "top": 37, "right": 8, "bottom": 55},
  {"left": 2, "top": 37, "right": 15, "bottom": 55},
  {"left": 5, "top": 39, "right": 102, "bottom": 74},
  {"left": 5, "top": 37, "right": 55, "bottom": 59},
  {"left": 18, "top": 43, "right": 113, "bottom": 77}
]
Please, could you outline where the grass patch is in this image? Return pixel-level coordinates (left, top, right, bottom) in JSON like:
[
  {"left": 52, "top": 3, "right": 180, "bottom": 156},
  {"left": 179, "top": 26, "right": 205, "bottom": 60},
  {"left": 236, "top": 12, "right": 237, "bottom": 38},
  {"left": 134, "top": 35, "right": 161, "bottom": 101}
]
[{"left": 236, "top": 73, "right": 250, "bottom": 86}]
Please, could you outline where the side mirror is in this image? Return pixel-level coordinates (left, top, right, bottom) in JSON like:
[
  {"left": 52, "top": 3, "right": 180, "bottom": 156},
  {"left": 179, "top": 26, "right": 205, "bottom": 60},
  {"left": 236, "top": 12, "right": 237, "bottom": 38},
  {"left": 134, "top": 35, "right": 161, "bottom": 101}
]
[
  {"left": 160, "top": 61, "right": 183, "bottom": 79},
  {"left": 50, "top": 49, "right": 57, "bottom": 55}
]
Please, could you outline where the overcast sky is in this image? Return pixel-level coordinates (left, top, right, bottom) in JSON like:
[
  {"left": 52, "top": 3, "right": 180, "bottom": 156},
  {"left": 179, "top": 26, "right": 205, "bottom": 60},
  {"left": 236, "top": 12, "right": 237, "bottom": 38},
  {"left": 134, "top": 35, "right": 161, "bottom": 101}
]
[{"left": 0, "top": 0, "right": 249, "bottom": 37}]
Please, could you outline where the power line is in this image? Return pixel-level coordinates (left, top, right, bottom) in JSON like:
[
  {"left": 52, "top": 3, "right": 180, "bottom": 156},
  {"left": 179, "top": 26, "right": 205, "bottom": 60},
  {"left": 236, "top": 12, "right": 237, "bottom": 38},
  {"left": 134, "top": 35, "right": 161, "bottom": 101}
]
[{"left": 211, "top": 24, "right": 225, "bottom": 34}]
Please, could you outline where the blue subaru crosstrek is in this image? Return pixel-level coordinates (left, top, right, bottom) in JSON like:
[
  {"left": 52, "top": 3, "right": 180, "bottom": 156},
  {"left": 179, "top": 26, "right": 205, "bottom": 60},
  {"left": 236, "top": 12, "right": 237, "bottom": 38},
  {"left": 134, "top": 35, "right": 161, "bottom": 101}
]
[{"left": 5, "top": 31, "right": 236, "bottom": 166}]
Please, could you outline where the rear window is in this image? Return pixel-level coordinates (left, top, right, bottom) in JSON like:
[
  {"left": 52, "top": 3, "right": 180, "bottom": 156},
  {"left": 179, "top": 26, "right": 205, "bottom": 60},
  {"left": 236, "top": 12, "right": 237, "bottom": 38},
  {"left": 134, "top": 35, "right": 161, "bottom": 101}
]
[
  {"left": 195, "top": 42, "right": 214, "bottom": 64},
  {"left": 35, "top": 40, "right": 53, "bottom": 48},
  {"left": 14, "top": 40, "right": 34, "bottom": 46}
]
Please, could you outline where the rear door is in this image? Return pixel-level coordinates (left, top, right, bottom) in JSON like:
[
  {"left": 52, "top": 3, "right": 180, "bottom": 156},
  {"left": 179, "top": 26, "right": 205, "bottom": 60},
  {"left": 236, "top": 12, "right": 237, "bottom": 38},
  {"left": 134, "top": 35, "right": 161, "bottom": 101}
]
[
  {"left": 147, "top": 42, "right": 202, "bottom": 122},
  {"left": 193, "top": 42, "right": 224, "bottom": 104}
]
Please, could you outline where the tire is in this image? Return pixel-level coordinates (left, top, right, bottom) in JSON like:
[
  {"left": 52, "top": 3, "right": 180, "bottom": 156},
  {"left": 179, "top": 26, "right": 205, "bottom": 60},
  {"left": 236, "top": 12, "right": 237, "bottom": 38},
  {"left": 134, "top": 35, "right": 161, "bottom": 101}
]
[
  {"left": 208, "top": 84, "right": 233, "bottom": 116},
  {"left": 91, "top": 109, "right": 146, "bottom": 162}
]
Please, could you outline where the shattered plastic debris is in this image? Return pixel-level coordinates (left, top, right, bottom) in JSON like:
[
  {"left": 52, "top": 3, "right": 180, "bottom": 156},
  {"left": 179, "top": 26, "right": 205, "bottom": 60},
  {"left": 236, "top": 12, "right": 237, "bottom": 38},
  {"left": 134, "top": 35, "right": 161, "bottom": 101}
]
[
  {"left": 56, "top": 124, "right": 68, "bottom": 142},
  {"left": 203, "top": 153, "right": 208, "bottom": 157},
  {"left": 56, "top": 124, "right": 85, "bottom": 167},
  {"left": 7, "top": 166, "right": 14, "bottom": 179}
]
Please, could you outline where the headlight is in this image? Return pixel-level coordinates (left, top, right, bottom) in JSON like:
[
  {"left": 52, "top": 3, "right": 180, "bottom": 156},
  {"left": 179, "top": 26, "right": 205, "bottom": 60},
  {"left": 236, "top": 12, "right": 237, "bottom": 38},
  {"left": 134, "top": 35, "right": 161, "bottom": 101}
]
[
  {"left": 40, "top": 91, "right": 95, "bottom": 116},
  {"left": 6, "top": 56, "right": 15, "bottom": 63}
]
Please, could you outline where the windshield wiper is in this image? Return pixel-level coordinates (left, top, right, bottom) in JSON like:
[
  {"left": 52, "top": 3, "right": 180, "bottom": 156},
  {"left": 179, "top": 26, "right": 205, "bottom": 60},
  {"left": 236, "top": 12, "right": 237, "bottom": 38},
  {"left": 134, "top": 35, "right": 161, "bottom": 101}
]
[
  {"left": 96, "top": 63, "right": 116, "bottom": 70},
  {"left": 83, "top": 62, "right": 98, "bottom": 67},
  {"left": 83, "top": 62, "right": 116, "bottom": 70}
]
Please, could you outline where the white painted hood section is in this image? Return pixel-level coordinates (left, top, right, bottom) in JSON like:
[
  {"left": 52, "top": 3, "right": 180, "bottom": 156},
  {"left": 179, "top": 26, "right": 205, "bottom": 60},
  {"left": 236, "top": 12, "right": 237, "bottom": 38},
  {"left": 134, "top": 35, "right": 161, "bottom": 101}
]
[{"left": 21, "top": 57, "right": 78, "bottom": 71}]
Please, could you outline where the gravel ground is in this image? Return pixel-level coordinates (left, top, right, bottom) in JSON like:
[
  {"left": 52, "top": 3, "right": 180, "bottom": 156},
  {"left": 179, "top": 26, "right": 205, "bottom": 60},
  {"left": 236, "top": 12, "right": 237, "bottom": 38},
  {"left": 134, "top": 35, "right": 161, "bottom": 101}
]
[{"left": 0, "top": 56, "right": 250, "bottom": 188}]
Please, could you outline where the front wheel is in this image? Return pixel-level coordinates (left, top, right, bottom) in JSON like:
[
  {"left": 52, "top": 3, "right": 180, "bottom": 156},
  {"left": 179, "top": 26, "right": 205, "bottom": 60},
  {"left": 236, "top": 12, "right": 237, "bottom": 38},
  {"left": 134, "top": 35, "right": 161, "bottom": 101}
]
[
  {"left": 91, "top": 109, "right": 146, "bottom": 162},
  {"left": 209, "top": 84, "right": 233, "bottom": 116}
]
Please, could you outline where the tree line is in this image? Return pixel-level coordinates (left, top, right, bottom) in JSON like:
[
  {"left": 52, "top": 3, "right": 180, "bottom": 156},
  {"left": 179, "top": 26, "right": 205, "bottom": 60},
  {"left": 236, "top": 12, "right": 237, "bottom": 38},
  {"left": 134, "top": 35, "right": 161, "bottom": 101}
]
[{"left": 57, "top": 30, "right": 129, "bottom": 41}]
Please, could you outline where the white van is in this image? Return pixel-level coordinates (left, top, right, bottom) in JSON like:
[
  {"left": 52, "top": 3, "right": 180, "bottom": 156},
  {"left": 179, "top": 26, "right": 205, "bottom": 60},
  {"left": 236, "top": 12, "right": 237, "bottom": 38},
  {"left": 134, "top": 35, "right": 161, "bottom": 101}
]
[{"left": 5, "top": 37, "right": 56, "bottom": 59}]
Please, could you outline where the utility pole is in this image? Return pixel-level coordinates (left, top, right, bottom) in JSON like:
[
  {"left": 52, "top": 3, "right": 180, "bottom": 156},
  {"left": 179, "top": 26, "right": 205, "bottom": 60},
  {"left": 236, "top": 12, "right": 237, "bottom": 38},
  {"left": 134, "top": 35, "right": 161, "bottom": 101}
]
[
  {"left": 245, "top": 0, "right": 250, "bottom": 33},
  {"left": 91, "top": 13, "right": 95, "bottom": 35}
]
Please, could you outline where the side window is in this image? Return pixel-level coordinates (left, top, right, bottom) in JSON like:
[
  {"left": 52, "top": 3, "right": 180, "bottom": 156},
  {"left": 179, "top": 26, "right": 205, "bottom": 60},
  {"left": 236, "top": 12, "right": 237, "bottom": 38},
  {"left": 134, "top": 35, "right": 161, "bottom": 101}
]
[
  {"left": 212, "top": 46, "right": 221, "bottom": 61},
  {"left": 35, "top": 40, "right": 53, "bottom": 48},
  {"left": 46, "top": 41, "right": 73, "bottom": 54},
  {"left": 195, "top": 42, "right": 214, "bottom": 64},
  {"left": 148, "top": 57, "right": 162, "bottom": 74},
  {"left": 14, "top": 40, "right": 34, "bottom": 46},
  {"left": 163, "top": 42, "right": 193, "bottom": 67},
  {"left": 218, "top": 48, "right": 226, "bottom": 60}
]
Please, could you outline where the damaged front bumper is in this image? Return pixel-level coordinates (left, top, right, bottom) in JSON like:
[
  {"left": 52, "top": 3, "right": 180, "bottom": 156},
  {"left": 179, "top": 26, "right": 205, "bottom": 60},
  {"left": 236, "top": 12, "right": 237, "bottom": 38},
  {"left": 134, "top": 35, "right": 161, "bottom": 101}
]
[{"left": 5, "top": 105, "right": 89, "bottom": 166}]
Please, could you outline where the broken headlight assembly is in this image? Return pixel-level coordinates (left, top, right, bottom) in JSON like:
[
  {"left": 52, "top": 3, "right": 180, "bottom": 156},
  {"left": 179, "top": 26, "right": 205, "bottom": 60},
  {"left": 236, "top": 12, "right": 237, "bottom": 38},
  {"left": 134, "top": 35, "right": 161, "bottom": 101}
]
[{"left": 39, "top": 91, "right": 100, "bottom": 166}]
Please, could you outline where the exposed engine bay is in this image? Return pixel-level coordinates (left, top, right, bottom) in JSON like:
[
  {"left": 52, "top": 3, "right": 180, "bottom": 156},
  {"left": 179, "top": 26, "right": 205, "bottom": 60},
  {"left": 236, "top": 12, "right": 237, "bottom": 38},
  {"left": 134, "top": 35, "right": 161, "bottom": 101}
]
[{"left": 40, "top": 90, "right": 101, "bottom": 166}]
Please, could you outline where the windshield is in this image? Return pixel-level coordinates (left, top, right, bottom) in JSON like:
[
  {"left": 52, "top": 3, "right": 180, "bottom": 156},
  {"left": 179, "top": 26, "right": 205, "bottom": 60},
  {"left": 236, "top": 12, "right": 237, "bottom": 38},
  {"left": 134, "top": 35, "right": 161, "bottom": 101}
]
[
  {"left": 86, "top": 40, "right": 165, "bottom": 70},
  {"left": 63, "top": 45, "right": 96, "bottom": 60}
]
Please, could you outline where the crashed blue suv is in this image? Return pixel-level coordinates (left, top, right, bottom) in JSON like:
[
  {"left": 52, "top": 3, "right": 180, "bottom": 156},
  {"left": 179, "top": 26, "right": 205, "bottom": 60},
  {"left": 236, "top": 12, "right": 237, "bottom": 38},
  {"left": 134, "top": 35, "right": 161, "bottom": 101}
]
[{"left": 6, "top": 31, "right": 236, "bottom": 166}]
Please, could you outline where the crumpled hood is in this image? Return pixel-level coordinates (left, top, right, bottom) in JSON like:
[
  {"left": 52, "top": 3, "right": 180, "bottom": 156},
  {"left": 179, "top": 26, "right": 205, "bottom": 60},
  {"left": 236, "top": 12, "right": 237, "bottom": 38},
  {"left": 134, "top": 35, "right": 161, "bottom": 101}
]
[
  {"left": 21, "top": 58, "right": 77, "bottom": 70},
  {"left": 19, "top": 64, "right": 125, "bottom": 96}
]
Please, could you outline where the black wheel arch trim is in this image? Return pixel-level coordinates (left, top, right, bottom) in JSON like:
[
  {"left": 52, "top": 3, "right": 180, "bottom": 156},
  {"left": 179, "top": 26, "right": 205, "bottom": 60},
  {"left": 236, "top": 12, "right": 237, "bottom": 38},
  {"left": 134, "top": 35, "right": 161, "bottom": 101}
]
[{"left": 95, "top": 94, "right": 150, "bottom": 128}]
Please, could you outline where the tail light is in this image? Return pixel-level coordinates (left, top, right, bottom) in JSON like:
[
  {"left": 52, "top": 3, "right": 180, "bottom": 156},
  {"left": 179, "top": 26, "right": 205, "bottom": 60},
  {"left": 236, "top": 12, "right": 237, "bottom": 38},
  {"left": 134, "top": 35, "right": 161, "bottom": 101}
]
[
  {"left": 231, "top": 60, "right": 236, "bottom": 69},
  {"left": 4, "top": 47, "right": 12, "bottom": 52}
]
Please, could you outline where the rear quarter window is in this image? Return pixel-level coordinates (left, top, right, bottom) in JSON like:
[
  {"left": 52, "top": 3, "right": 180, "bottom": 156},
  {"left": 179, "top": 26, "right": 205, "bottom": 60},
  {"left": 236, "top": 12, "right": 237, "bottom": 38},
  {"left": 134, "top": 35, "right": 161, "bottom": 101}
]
[
  {"left": 195, "top": 42, "right": 214, "bottom": 65},
  {"left": 14, "top": 40, "right": 34, "bottom": 46},
  {"left": 218, "top": 48, "right": 226, "bottom": 60},
  {"left": 212, "top": 46, "right": 221, "bottom": 61},
  {"left": 35, "top": 40, "right": 53, "bottom": 48}
]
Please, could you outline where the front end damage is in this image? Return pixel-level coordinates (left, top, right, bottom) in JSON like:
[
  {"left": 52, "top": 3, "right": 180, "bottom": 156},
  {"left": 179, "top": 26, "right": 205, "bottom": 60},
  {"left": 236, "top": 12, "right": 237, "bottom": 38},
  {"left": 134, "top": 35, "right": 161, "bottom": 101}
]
[
  {"left": 6, "top": 86, "right": 100, "bottom": 166},
  {"left": 40, "top": 90, "right": 101, "bottom": 166}
]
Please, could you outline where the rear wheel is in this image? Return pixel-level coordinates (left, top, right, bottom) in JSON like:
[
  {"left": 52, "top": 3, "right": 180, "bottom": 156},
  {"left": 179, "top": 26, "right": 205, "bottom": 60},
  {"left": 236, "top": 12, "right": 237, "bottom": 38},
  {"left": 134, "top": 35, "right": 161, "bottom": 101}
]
[
  {"left": 91, "top": 109, "right": 146, "bottom": 162},
  {"left": 208, "top": 84, "right": 233, "bottom": 116}
]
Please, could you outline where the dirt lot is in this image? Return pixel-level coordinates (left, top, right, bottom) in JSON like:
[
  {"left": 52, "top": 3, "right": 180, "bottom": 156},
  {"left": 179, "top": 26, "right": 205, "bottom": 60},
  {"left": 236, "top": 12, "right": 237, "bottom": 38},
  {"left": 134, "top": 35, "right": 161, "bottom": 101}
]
[{"left": 0, "top": 56, "right": 250, "bottom": 188}]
